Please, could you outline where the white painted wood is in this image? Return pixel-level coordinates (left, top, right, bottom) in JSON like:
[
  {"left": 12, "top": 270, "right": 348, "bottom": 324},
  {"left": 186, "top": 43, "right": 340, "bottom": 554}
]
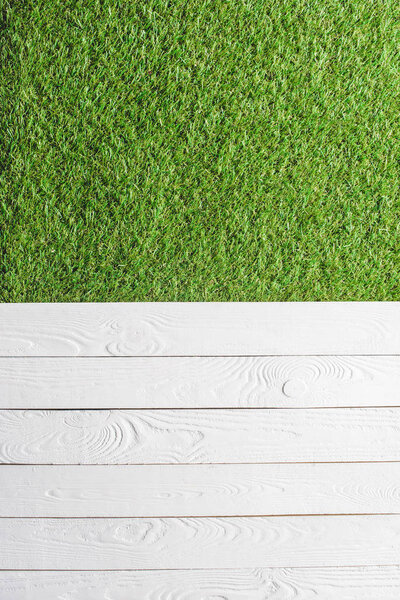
[
  {"left": 1, "top": 408, "right": 400, "bottom": 464},
  {"left": 3, "top": 302, "right": 400, "bottom": 580},
  {"left": 3, "top": 463, "right": 400, "bottom": 517},
  {"left": 2, "top": 355, "right": 400, "bottom": 409},
  {"left": 1, "top": 515, "right": 400, "bottom": 569},
  {"left": 1, "top": 302, "right": 400, "bottom": 356},
  {"left": 2, "top": 567, "right": 400, "bottom": 600}
]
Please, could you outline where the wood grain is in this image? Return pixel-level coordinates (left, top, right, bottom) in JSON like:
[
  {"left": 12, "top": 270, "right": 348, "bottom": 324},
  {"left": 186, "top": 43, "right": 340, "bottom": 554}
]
[
  {"left": 1, "top": 516, "right": 400, "bottom": 569},
  {"left": 2, "top": 567, "right": 400, "bottom": 599},
  {"left": 1, "top": 302, "right": 399, "bottom": 356},
  {"left": 1, "top": 408, "right": 400, "bottom": 464},
  {"left": 2, "top": 355, "right": 400, "bottom": 409},
  {"left": 3, "top": 463, "right": 400, "bottom": 517}
]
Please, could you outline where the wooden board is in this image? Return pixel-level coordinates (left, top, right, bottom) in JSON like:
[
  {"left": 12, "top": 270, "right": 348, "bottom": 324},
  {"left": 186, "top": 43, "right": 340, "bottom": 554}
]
[
  {"left": 1, "top": 302, "right": 400, "bottom": 356},
  {"left": 2, "top": 567, "right": 400, "bottom": 600},
  {"left": 1, "top": 408, "right": 400, "bottom": 464},
  {"left": 3, "top": 463, "right": 400, "bottom": 517},
  {"left": 2, "top": 355, "right": 400, "bottom": 409},
  {"left": 1, "top": 515, "right": 400, "bottom": 569},
  {"left": 3, "top": 302, "right": 400, "bottom": 589}
]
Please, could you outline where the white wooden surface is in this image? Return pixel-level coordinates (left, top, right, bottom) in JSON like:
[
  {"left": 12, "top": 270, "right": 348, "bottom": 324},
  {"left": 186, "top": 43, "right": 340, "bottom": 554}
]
[
  {"left": 1, "top": 407, "right": 399, "bottom": 464},
  {"left": 2, "top": 515, "right": 400, "bottom": 569},
  {"left": 1, "top": 302, "right": 400, "bottom": 597},
  {"left": 2, "top": 355, "right": 400, "bottom": 409},
  {"left": 1, "top": 302, "right": 400, "bottom": 355},
  {"left": 3, "top": 567, "right": 400, "bottom": 600},
  {"left": 3, "top": 462, "right": 400, "bottom": 517}
]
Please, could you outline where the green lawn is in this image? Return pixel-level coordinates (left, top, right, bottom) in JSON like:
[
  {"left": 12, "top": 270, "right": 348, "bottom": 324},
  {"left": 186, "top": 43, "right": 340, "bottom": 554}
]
[{"left": 1, "top": 0, "right": 400, "bottom": 302}]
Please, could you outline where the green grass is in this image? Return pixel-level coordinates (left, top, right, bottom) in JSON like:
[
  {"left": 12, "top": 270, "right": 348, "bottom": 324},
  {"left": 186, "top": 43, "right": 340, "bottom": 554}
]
[{"left": 1, "top": 0, "right": 400, "bottom": 301}]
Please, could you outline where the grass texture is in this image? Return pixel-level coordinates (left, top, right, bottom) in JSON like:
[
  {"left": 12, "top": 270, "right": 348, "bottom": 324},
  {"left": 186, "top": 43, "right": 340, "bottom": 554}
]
[{"left": 1, "top": 0, "right": 400, "bottom": 301}]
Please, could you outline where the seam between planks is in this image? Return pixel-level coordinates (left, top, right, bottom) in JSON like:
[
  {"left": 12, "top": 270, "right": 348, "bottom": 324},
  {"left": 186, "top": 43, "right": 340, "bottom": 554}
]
[
  {"left": 3, "top": 460, "right": 400, "bottom": 465},
  {"left": 0, "top": 352, "right": 400, "bottom": 360},
  {"left": 1, "top": 513, "right": 400, "bottom": 519},
  {"left": 3, "top": 564, "right": 400, "bottom": 571},
  {"left": 4, "top": 406, "right": 400, "bottom": 411}
]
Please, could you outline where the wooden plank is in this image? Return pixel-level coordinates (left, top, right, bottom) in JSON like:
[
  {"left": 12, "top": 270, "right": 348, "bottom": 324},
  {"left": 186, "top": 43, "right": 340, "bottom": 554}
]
[
  {"left": 2, "top": 567, "right": 400, "bottom": 600},
  {"left": 1, "top": 302, "right": 400, "bottom": 356},
  {"left": 1, "top": 408, "right": 400, "bottom": 464},
  {"left": 2, "top": 355, "right": 400, "bottom": 409},
  {"left": 3, "top": 463, "right": 400, "bottom": 517},
  {"left": 1, "top": 515, "right": 400, "bottom": 569}
]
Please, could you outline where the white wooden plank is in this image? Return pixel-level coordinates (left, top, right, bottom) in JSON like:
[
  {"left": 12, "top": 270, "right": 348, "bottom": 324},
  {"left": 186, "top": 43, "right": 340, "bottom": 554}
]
[
  {"left": 3, "top": 463, "right": 400, "bottom": 517},
  {"left": 1, "top": 302, "right": 400, "bottom": 356},
  {"left": 2, "top": 355, "right": 400, "bottom": 409},
  {"left": 1, "top": 408, "right": 400, "bottom": 464},
  {"left": 1, "top": 515, "right": 400, "bottom": 568},
  {"left": 2, "top": 567, "right": 400, "bottom": 600}
]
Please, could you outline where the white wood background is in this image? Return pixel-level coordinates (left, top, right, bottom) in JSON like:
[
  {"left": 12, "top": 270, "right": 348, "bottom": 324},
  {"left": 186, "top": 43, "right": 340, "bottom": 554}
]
[{"left": 1, "top": 302, "right": 400, "bottom": 598}]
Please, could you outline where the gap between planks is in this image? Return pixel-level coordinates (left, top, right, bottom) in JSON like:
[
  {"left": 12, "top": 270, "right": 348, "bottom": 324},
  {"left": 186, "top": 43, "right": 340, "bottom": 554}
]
[
  {"left": 3, "top": 565, "right": 400, "bottom": 570},
  {"left": 3, "top": 462, "right": 400, "bottom": 466},
  {"left": 7, "top": 405, "right": 400, "bottom": 412},
  {"left": 6, "top": 353, "right": 400, "bottom": 356},
  {"left": 1, "top": 514, "right": 400, "bottom": 518}
]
